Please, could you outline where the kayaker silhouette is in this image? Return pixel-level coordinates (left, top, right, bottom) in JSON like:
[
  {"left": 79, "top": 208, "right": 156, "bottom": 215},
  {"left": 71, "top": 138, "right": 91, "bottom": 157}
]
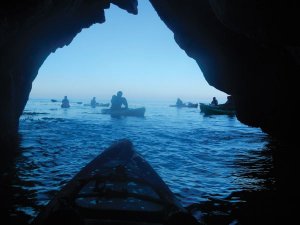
[
  {"left": 210, "top": 97, "right": 218, "bottom": 106},
  {"left": 61, "top": 96, "right": 70, "bottom": 108},
  {"left": 90, "top": 97, "right": 97, "bottom": 108},
  {"left": 110, "top": 91, "right": 128, "bottom": 110},
  {"left": 176, "top": 98, "right": 185, "bottom": 107}
]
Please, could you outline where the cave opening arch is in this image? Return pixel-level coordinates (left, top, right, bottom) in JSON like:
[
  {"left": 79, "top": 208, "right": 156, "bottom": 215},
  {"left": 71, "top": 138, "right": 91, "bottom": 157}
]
[
  {"left": 2, "top": 0, "right": 297, "bottom": 147},
  {"left": 30, "top": 1, "right": 226, "bottom": 105}
]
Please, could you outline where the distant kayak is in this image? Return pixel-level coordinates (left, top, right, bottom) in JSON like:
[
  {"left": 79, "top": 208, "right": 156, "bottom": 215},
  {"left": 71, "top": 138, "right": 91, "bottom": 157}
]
[
  {"left": 31, "top": 140, "right": 199, "bottom": 225},
  {"left": 170, "top": 103, "right": 198, "bottom": 108},
  {"left": 169, "top": 104, "right": 184, "bottom": 107},
  {"left": 51, "top": 99, "right": 58, "bottom": 102},
  {"left": 84, "top": 103, "right": 110, "bottom": 107},
  {"left": 187, "top": 103, "right": 198, "bottom": 108},
  {"left": 98, "top": 103, "right": 110, "bottom": 107},
  {"left": 101, "top": 107, "right": 146, "bottom": 117},
  {"left": 199, "top": 103, "right": 235, "bottom": 115},
  {"left": 61, "top": 104, "right": 70, "bottom": 108}
]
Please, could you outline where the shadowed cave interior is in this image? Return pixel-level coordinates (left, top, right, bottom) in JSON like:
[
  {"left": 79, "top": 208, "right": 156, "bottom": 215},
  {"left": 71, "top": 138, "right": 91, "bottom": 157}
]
[
  {"left": 1, "top": 0, "right": 299, "bottom": 147},
  {"left": 0, "top": 0, "right": 299, "bottom": 224}
]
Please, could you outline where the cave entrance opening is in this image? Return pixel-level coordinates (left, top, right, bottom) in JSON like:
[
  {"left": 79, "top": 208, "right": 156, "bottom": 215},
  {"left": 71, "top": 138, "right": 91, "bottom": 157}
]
[{"left": 29, "top": 0, "right": 226, "bottom": 104}]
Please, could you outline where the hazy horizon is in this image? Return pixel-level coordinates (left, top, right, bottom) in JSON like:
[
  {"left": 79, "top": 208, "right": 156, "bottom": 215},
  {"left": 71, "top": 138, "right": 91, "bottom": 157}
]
[
  {"left": 30, "top": 1, "right": 228, "bottom": 103},
  {"left": 27, "top": 95, "right": 229, "bottom": 105}
]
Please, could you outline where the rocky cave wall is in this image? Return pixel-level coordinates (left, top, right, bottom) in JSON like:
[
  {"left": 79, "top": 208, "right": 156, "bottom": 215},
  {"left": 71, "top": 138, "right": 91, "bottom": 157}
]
[
  {"left": 149, "top": 0, "right": 299, "bottom": 139},
  {"left": 1, "top": 0, "right": 299, "bottom": 150},
  {"left": 0, "top": 0, "right": 137, "bottom": 150}
]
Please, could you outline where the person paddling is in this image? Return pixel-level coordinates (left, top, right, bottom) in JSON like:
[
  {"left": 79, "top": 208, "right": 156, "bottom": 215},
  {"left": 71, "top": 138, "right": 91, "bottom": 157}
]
[
  {"left": 110, "top": 91, "right": 128, "bottom": 110},
  {"left": 91, "top": 97, "right": 97, "bottom": 108},
  {"left": 61, "top": 96, "right": 70, "bottom": 108},
  {"left": 210, "top": 97, "right": 218, "bottom": 106}
]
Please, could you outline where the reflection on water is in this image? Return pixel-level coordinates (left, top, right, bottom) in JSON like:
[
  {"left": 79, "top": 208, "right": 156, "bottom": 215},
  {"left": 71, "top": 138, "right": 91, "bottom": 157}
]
[
  {"left": 1, "top": 99, "right": 297, "bottom": 224},
  {"left": 186, "top": 140, "right": 297, "bottom": 225}
]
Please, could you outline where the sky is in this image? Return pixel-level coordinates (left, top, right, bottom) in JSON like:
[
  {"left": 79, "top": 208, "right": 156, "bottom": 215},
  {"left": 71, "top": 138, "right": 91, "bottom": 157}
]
[{"left": 30, "top": 0, "right": 227, "bottom": 102}]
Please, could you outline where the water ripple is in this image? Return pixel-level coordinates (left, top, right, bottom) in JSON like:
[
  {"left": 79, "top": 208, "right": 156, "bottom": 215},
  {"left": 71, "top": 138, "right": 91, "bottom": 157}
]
[{"left": 12, "top": 99, "right": 274, "bottom": 222}]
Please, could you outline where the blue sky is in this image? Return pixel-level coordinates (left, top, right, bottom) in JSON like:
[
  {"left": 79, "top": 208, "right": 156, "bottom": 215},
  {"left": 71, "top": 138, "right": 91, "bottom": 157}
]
[{"left": 31, "top": 0, "right": 227, "bottom": 102}]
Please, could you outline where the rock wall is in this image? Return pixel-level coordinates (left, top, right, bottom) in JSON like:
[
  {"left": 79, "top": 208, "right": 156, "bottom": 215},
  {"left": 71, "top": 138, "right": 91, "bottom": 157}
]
[
  {"left": 149, "top": 0, "right": 299, "bottom": 139},
  {"left": 0, "top": 0, "right": 137, "bottom": 149},
  {"left": 0, "top": 0, "right": 298, "bottom": 150}
]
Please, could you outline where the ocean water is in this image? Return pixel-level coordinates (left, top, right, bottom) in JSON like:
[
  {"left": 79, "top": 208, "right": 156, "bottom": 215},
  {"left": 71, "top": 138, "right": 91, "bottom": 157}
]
[{"left": 10, "top": 98, "right": 276, "bottom": 224}]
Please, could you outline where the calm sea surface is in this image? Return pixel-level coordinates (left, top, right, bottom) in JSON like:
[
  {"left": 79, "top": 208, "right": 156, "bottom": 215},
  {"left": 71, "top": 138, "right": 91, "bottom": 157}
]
[{"left": 10, "top": 98, "right": 276, "bottom": 224}]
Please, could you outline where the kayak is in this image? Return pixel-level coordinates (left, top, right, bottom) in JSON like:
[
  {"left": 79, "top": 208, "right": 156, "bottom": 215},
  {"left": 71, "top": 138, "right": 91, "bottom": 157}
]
[
  {"left": 169, "top": 104, "right": 186, "bottom": 108},
  {"left": 169, "top": 103, "right": 198, "bottom": 108},
  {"left": 101, "top": 107, "right": 146, "bottom": 117},
  {"left": 84, "top": 103, "right": 110, "bottom": 107},
  {"left": 98, "top": 103, "right": 110, "bottom": 107},
  {"left": 199, "top": 103, "right": 235, "bottom": 115},
  {"left": 187, "top": 103, "right": 198, "bottom": 108},
  {"left": 32, "top": 140, "right": 199, "bottom": 225},
  {"left": 61, "top": 104, "right": 70, "bottom": 108}
]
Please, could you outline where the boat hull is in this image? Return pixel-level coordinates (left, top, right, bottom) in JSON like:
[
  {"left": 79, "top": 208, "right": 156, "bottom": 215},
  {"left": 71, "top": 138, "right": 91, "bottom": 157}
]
[
  {"left": 199, "top": 103, "right": 235, "bottom": 115},
  {"left": 101, "top": 107, "right": 146, "bottom": 117},
  {"left": 32, "top": 140, "right": 198, "bottom": 225},
  {"left": 84, "top": 103, "right": 110, "bottom": 107},
  {"left": 169, "top": 104, "right": 198, "bottom": 108}
]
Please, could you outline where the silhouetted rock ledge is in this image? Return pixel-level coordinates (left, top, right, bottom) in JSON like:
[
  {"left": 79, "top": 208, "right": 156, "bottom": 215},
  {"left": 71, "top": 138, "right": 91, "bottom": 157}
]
[{"left": 1, "top": 0, "right": 299, "bottom": 149}]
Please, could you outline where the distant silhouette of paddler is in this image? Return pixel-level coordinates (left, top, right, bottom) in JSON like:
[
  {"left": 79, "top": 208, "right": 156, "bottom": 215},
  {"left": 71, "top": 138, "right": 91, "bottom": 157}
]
[
  {"left": 210, "top": 97, "right": 218, "bottom": 106},
  {"left": 110, "top": 91, "right": 128, "bottom": 110},
  {"left": 61, "top": 96, "right": 70, "bottom": 108},
  {"left": 90, "top": 97, "right": 97, "bottom": 108}
]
